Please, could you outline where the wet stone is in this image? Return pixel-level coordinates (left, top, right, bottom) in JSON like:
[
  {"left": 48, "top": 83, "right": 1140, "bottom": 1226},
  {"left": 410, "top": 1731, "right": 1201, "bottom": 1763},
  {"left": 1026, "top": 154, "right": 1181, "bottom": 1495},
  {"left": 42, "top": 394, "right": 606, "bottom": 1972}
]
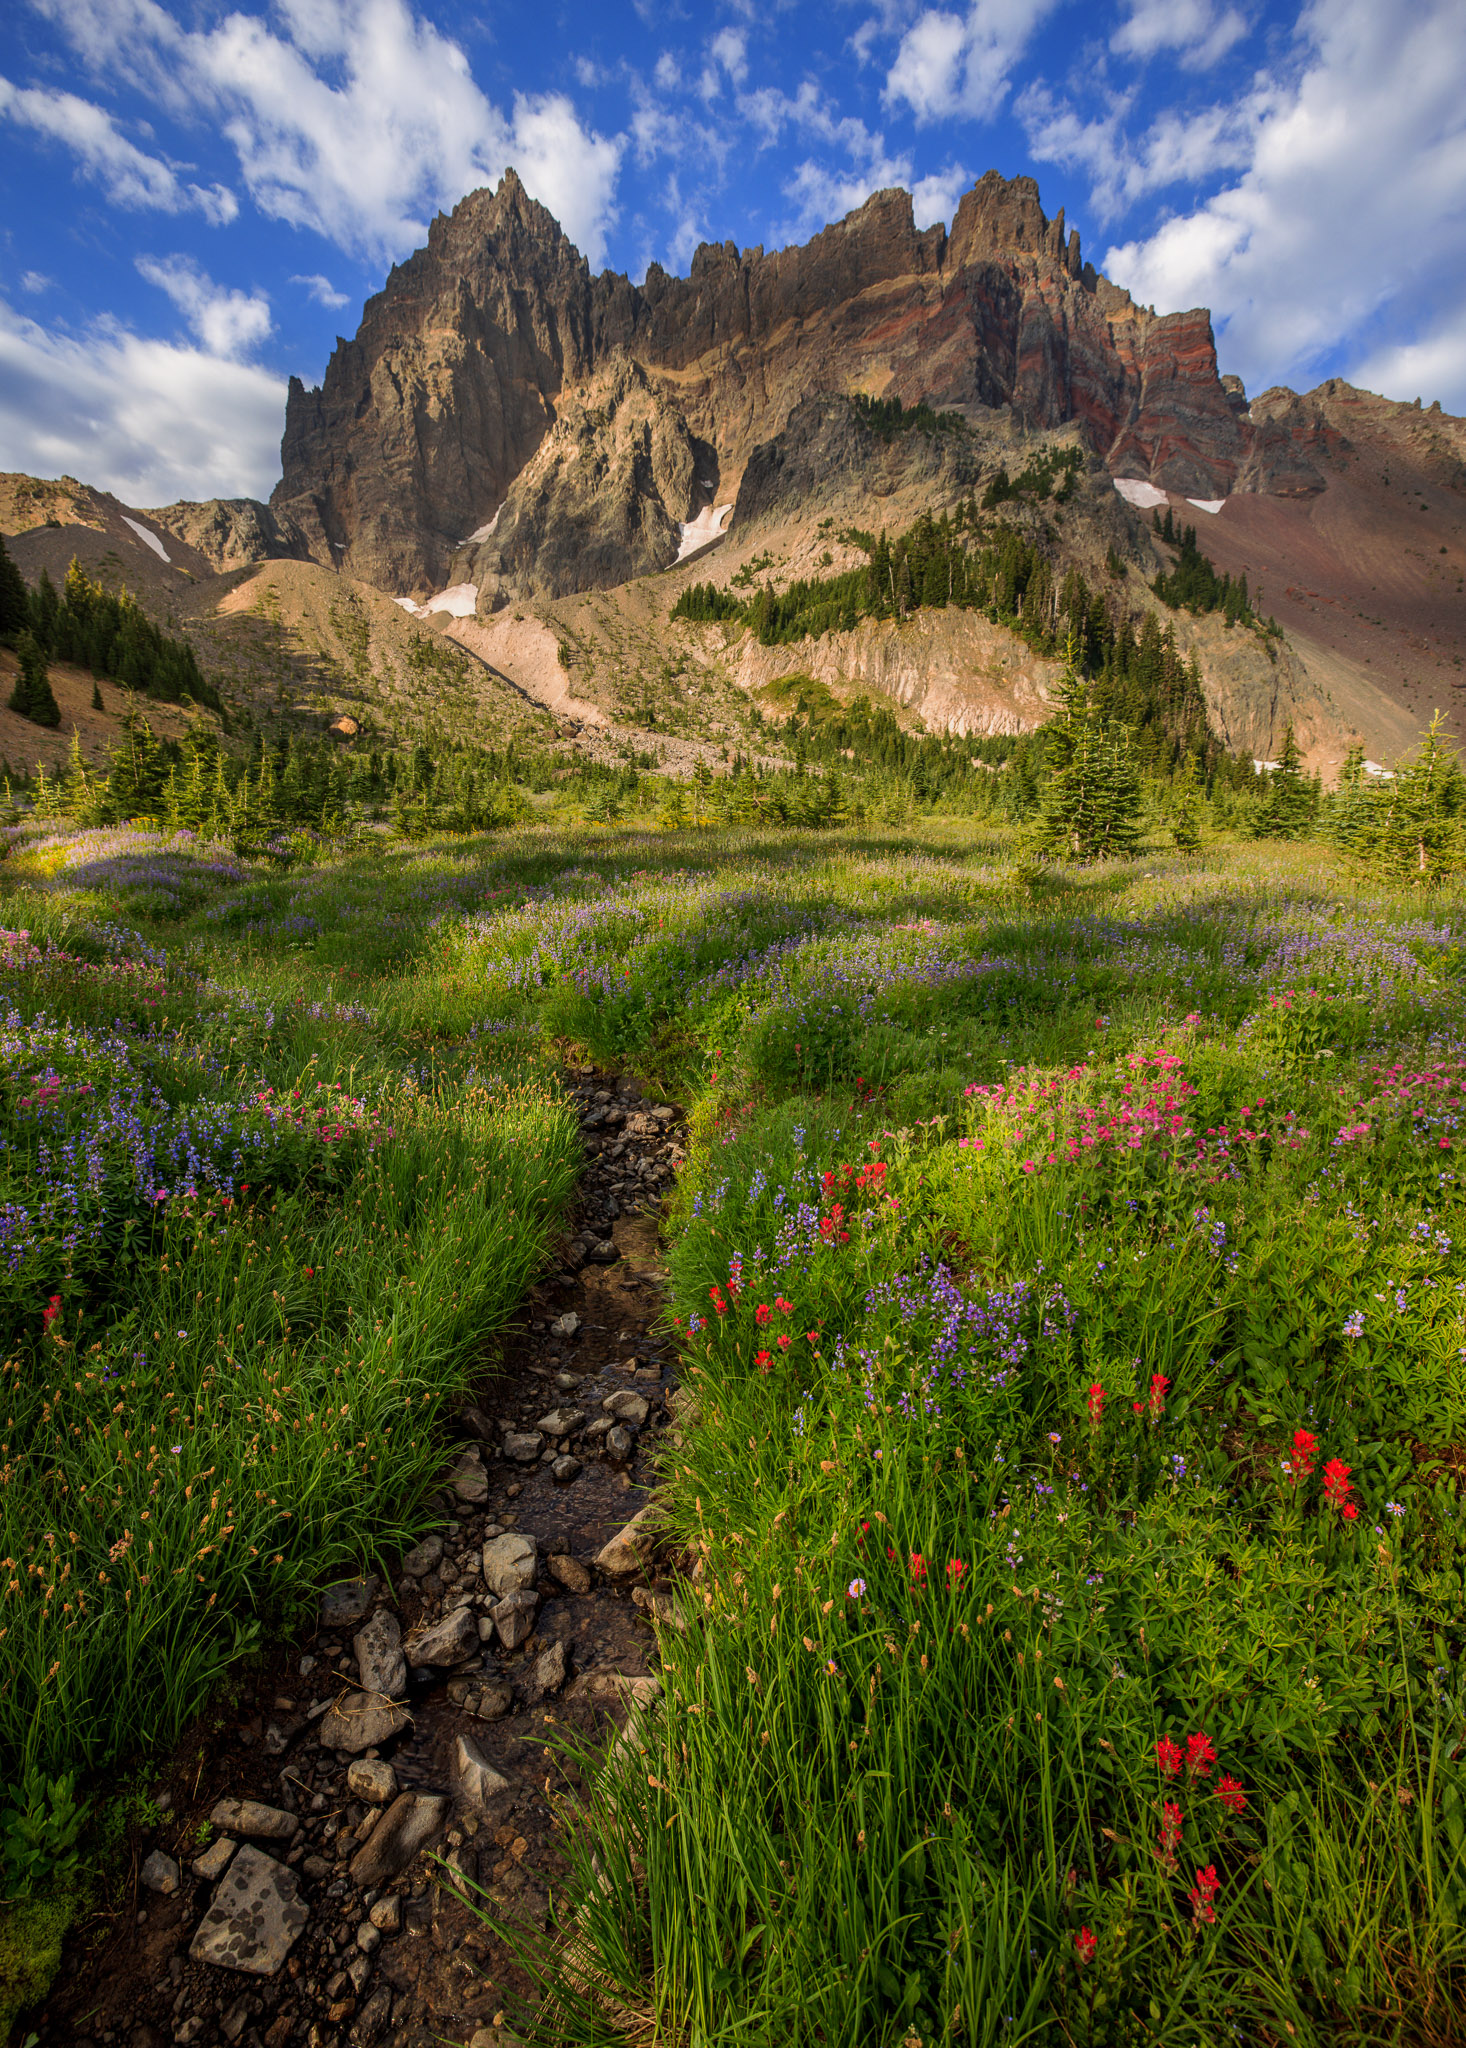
[
  {"left": 533, "top": 1407, "right": 585, "bottom": 1437},
  {"left": 546, "top": 1553, "right": 591, "bottom": 1594},
  {"left": 209, "top": 1798, "right": 297, "bottom": 1843},
  {"left": 604, "top": 1424, "right": 635, "bottom": 1461},
  {"left": 490, "top": 1588, "right": 538, "bottom": 1651},
  {"left": 455, "top": 1677, "right": 514, "bottom": 1723},
  {"left": 526, "top": 1639, "right": 568, "bottom": 1701},
  {"left": 346, "top": 1759, "right": 397, "bottom": 1806},
  {"left": 348, "top": 1792, "right": 447, "bottom": 1888},
  {"left": 190, "top": 1843, "right": 309, "bottom": 1977},
  {"left": 502, "top": 1431, "right": 543, "bottom": 1464},
  {"left": 450, "top": 1733, "right": 510, "bottom": 1810},
  {"left": 194, "top": 1836, "right": 236, "bottom": 1882},
  {"left": 595, "top": 1503, "right": 658, "bottom": 1576},
  {"left": 481, "top": 1532, "right": 536, "bottom": 1597},
  {"left": 602, "top": 1390, "right": 649, "bottom": 1426},
  {"left": 551, "top": 1454, "right": 583, "bottom": 1484}
]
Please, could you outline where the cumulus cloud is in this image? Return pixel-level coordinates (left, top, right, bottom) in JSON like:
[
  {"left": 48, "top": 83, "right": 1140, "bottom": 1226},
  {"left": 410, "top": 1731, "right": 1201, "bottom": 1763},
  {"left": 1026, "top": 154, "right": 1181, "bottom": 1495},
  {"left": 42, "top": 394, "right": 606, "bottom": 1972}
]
[
  {"left": 0, "top": 76, "right": 236, "bottom": 221},
  {"left": 711, "top": 28, "right": 749, "bottom": 87},
  {"left": 28, "top": 0, "right": 623, "bottom": 265},
  {"left": 1110, "top": 0, "right": 1248, "bottom": 69},
  {"left": 1101, "top": 0, "right": 1466, "bottom": 409},
  {"left": 291, "top": 272, "right": 350, "bottom": 309},
  {"left": 885, "top": 0, "right": 1061, "bottom": 123},
  {"left": 0, "top": 295, "right": 286, "bottom": 502},
  {"left": 1018, "top": 80, "right": 1262, "bottom": 220},
  {"left": 136, "top": 256, "right": 273, "bottom": 359}
]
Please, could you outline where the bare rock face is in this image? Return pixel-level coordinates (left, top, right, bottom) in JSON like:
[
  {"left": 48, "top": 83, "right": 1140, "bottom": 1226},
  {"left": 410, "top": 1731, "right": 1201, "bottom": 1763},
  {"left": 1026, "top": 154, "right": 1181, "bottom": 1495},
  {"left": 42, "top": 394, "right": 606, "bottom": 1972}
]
[
  {"left": 145, "top": 497, "right": 311, "bottom": 571},
  {"left": 272, "top": 165, "right": 1327, "bottom": 599}
]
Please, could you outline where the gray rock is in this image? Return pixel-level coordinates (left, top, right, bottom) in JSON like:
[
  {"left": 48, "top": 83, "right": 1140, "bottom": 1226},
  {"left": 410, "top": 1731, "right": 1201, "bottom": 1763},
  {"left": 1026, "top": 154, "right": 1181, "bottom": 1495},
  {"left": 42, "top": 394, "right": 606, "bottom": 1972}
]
[
  {"left": 354, "top": 1984, "right": 395, "bottom": 2041},
  {"left": 193, "top": 1836, "right": 236, "bottom": 1882},
  {"left": 449, "top": 1453, "right": 489, "bottom": 1504},
  {"left": 354, "top": 1610, "right": 406, "bottom": 1699},
  {"left": 491, "top": 1587, "right": 539, "bottom": 1650},
  {"left": 602, "top": 1390, "right": 649, "bottom": 1425},
  {"left": 551, "top": 1455, "right": 583, "bottom": 1484},
  {"left": 547, "top": 1552, "right": 592, "bottom": 1594},
  {"left": 583, "top": 1416, "right": 613, "bottom": 1439},
  {"left": 604, "top": 1425, "right": 635, "bottom": 1461},
  {"left": 400, "top": 1533, "right": 443, "bottom": 1579},
  {"left": 346, "top": 1758, "right": 397, "bottom": 1806},
  {"left": 208, "top": 1799, "right": 296, "bottom": 1844},
  {"left": 534, "top": 1407, "right": 586, "bottom": 1436},
  {"left": 190, "top": 1842, "right": 309, "bottom": 1976},
  {"left": 481, "top": 1532, "right": 537, "bottom": 1597},
  {"left": 526, "top": 1639, "right": 568, "bottom": 1701},
  {"left": 584, "top": 1239, "right": 620, "bottom": 1265},
  {"left": 406, "top": 1603, "right": 479, "bottom": 1668},
  {"left": 502, "top": 1431, "right": 544, "bottom": 1464},
  {"left": 317, "top": 1691, "right": 411, "bottom": 1753},
  {"left": 348, "top": 1792, "right": 447, "bottom": 1887},
  {"left": 368, "top": 1892, "right": 401, "bottom": 1932},
  {"left": 355, "top": 1920, "right": 380, "bottom": 1954},
  {"left": 595, "top": 1503, "right": 658, "bottom": 1576},
  {"left": 451, "top": 1732, "right": 511, "bottom": 1810},
  {"left": 140, "top": 1849, "right": 179, "bottom": 1895},
  {"left": 460, "top": 1677, "right": 514, "bottom": 1722},
  {"left": 551, "top": 1312, "right": 581, "bottom": 1338},
  {"left": 320, "top": 1578, "right": 376, "bottom": 1627}
]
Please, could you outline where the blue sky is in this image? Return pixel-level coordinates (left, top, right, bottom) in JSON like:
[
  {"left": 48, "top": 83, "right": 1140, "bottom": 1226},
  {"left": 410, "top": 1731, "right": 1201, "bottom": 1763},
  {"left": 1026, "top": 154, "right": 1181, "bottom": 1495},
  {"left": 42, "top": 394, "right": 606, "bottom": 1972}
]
[{"left": 2, "top": 0, "right": 1463, "bottom": 506}]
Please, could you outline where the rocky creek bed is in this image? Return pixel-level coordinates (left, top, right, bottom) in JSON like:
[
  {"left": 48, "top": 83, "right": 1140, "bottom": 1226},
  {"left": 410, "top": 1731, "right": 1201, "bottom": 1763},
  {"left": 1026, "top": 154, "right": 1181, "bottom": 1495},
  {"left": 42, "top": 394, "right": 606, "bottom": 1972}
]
[{"left": 31, "top": 1066, "right": 687, "bottom": 2048}]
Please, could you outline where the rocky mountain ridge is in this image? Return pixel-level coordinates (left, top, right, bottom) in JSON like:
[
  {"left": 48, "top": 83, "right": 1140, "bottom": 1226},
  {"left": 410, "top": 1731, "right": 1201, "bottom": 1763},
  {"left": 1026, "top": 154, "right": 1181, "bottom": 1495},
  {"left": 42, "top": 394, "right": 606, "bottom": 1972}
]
[{"left": 270, "top": 169, "right": 1332, "bottom": 598}]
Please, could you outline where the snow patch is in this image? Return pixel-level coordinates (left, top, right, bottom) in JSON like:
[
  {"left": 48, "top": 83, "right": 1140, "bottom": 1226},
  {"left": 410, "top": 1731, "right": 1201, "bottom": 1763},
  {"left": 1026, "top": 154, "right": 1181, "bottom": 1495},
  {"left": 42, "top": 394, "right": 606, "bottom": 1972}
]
[
  {"left": 462, "top": 508, "right": 501, "bottom": 546},
  {"left": 394, "top": 596, "right": 422, "bottom": 614},
  {"left": 1187, "top": 498, "right": 1226, "bottom": 515},
  {"left": 675, "top": 504, "right": 732, "bottom": 563},
  {"left": 423, "top": 583, "right": 478, "bottom": 618},
  {"left": 121, "top": 516, "right": 170, "bottom": 563},
  {"left": 1112, "top": 478, "right": 1169, "bottom": 511}
]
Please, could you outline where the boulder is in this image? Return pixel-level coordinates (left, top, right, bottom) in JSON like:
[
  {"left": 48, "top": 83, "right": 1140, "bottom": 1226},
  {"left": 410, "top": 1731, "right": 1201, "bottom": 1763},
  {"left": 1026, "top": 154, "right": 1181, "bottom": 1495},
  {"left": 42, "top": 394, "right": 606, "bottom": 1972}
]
[
  {"left": 190, "top": 1844, "right": 309, "bottom": 1976},
  {"left": 481, "top": 1531, "right": 537, "bottom": 1596}
]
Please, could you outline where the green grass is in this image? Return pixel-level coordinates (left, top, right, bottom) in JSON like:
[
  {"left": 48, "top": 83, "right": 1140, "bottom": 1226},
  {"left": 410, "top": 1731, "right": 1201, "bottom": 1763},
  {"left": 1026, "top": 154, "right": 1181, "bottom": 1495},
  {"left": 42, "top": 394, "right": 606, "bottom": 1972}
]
[{"left": 4, "top": 809, "right": 1465, "bottom": 2046}]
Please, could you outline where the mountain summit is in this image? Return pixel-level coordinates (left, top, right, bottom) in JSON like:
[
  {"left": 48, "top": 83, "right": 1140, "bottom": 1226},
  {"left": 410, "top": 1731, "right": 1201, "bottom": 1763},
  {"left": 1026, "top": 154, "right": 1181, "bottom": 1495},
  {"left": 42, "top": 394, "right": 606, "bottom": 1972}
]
[{"left": 272, "top": 168, "right": 1323, "bottom": 598}]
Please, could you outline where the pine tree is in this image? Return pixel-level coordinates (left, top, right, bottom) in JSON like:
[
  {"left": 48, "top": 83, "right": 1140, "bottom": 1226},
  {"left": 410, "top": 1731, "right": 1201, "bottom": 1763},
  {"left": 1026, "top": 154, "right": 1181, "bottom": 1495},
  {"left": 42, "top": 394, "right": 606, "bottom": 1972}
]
[
  {"left": 91, "top": 679, "right": 104, "bottom": 712},
  {"left": 1367, "top": 713, "right": 1463, "bottom": 886},
  {"left": 1042, "top": 643, "right": 1142, "bottom": 860},
  {"left": 1173, "top": 750, "right": 1203, "bottom": 852},
  {"left": 9, "top": 631, "right": 61, "bottom": 727},
  {"left": 1255, "top": 722, "right": 1313, "bottom": 839},
  {"left": 0, "top": 534, "right": 27, "bottom": 643}
]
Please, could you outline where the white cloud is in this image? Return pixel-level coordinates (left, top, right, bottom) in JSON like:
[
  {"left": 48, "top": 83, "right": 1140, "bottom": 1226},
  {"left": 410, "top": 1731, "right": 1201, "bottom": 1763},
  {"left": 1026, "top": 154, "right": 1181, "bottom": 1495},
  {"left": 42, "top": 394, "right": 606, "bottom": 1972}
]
[
  {"left": 911, "top": 163, "right": 971, "bottom": 228},
  {"left": 653, "top": 52, "right": 681, "bottom": 90},
  {"left": 1351, "top": 318, "right": 1466, "bottom": 417},
  {"left": 711, "top": 28, "right": 749, "bottom": 86},
  {"left": 885, "top": 0, "right": 1060, "bottom": 123},
  {"left": 1018, "top": 80, "right": 1260, "bottom": 220},
  {"left": 29, "top": 0, "right": 624, "bottom": 266},
  {"left": 0, "top": 75, "right": 236, "bottom": 222},
  {"left": 0, "top": 295, "right": 286, "bottom": 502},
  {"left": 20, "top": 271, "right": 52, "bottom": 294},
  {"left": 1101, "top": 0, "right": 1466, "bottom": 409},
  {"left": 136, "top": 256, "right": 273, "bottom": 359},
  {"left": 290, "top": 272, "right": 350, "bottom": 309},
  {"left": 1111, "top": 0, "right": 1248, "bottom": 70}
]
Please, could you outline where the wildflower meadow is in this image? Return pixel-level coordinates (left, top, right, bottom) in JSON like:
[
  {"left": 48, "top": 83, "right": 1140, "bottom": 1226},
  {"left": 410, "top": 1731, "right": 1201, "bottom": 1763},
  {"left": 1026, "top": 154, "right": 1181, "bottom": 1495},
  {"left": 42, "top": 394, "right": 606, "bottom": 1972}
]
[{"left": 1, "top": 803, "right": 1463, "bottom": 2045}]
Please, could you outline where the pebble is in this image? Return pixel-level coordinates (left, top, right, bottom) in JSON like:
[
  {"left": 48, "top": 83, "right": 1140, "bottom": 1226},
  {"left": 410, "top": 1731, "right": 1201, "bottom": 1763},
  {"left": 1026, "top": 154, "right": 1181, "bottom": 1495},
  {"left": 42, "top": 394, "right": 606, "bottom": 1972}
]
[
  {"left": 353, "top": 1610, "right": 407, "bottom": 1699},
  {"left": 193, "top": 1835, "right": 236, "bottom": 1882},
  {"left": 319, "top": 1578, "right": 377, "bottom": 1627},
  {"left": 405, "top": 1603, "right": 479, "bottom": 1669},
  {"left": 317, "top": 1691, "right": 410, "bottom": 1754},
  {"left": 525, "top": 1639, "right": 568, "bottom": 1701},
  {"left": 502, "top": 1431, "right": 544, "bottom": 1463},
  {"left": 595, "top": 1503, "right": 658, "bottom": 1576},
  {"left": 355, "top": 1921, "right": 380, "bottom": 1955},
  {"left": 490, "top": 1587, "right": 539, "bottom": 1650},
  {"left": 347, "top": 1792, "right": 447, "bottom": 1887},
  {"left": 533, "top": 1407, "right": 586, "bottom": 1436},
  {"left": 604, "top": 1425, "right": 635, "bottom": 1461},
  {"left": 551, "top": 1455, "right": 583, "bottom": 1484},
  {"left": 546, "top": 1552, "right": 592, "bottom": 1594},
  {"left": 368, "top": 1893, "right": 402, "bottom": 1933},
  {"left": 140, "top": 1849, "right": 180, "bottom": 1895},
  {"left": 602, "top": 1390, "right": 649, "bottom": 1426},
  {"left": 550, "top": 1312, "right": 581, "bottom": 1338},
  {"left": 346, "top": 1758, "right": 397, "bottom": 1806},
  {"left": 481, "top": 1532, "right": 537, "bottom": 1597},
  {"left": 208, "top": 1798, "right": 296, "bottom": 1843},
  {"left": 399, "top": 1533, "right": 443, "bottom": 1579},
  {"left": 451, "top": 1732, "right": 511, "bottom": 1810}
]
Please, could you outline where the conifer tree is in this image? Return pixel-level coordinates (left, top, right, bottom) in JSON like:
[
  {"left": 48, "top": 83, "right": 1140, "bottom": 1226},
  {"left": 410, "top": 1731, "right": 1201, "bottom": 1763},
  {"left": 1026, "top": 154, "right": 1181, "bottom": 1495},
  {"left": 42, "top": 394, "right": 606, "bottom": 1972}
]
[
  {"left": 1366, "top": 713, "right": 1463, "bottom": 886},
  {"left": 1255, "top": 722, "right": 1313, "bottom": 839},
  {"left": 9, "top": 630, "right": 61, "bottom": 726},
  {"left": 1173, "top": 750, "right": 1203, "bottom": 852},
  {"left": 1041, "top": 643, "right": 1142, "bottom": 860},
  {"left": 0, "top": 534, "right": 27, "bottom": 643}
]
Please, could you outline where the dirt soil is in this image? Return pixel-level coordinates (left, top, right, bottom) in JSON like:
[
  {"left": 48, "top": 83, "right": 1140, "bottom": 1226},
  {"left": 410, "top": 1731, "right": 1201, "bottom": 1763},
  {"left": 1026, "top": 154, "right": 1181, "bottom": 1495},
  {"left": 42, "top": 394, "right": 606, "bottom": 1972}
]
[{"left": 29, "top": 1066, "right": 686, "bottom": 2048}]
